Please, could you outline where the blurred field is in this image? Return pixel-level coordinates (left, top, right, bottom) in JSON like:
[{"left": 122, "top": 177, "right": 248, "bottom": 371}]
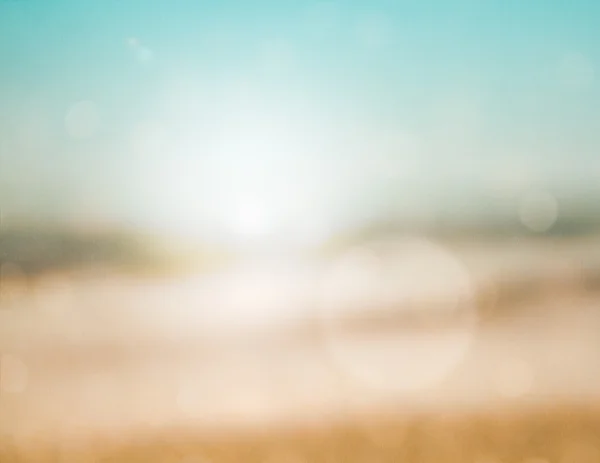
[
  {"left": 2, "top": 232, "right": 600, "bottom": 462},
  {"left": 1, "top": 405, "right": 599, "bottom": 462}
]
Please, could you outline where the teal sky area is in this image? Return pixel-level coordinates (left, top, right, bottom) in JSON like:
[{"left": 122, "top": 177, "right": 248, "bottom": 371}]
[{"left": 0, "top": 0, "right": 599, "bottom": 235}]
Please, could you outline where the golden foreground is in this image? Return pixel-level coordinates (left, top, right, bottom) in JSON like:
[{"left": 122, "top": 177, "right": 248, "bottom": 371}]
[
  {"left": 1, "top": 404, "right": 599, "bottom": 462},
  {"left": 2, "top": 236, "right": 600, "bottom": 461}
]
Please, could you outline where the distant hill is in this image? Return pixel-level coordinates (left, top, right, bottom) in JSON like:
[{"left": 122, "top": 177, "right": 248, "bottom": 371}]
[
  {"left": 3, "top": 211, "right": 600, "bottom": 278},
  {"left": 322, "top": 213, "right": 600, "bottom": 251},
  {"left": 0, "top": 227, "right": 171, "bottom": 276}
]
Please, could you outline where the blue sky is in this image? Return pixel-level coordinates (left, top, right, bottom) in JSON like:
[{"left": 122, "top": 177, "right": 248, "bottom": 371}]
[{"left": 0, "top": 0, "right": 599, "bottom": 233}]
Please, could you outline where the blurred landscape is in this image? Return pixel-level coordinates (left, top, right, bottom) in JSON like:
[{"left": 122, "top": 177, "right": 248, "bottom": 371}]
[
  {"left": 3, "top": 0, "right": 600, "bottom": 460},
  {"left": 2, "top": 220, "right": 600, "bottom": 461}
]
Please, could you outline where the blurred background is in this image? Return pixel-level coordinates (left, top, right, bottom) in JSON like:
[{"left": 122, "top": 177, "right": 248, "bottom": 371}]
[{"left": 1, "top": 0, "right": 600, "bottom": 461}]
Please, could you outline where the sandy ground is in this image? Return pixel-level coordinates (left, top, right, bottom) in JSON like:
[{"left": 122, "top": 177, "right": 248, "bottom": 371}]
[
  {"left": 1, "top": 237, "right": 600, "bottom": 458},
  {"left": 1, "top": 286, "right": 600, "bottom": 441}
]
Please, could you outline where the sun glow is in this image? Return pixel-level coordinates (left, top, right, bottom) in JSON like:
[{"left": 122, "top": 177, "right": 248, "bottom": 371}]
[
  {"left": 229, "top": 198, "right": 272, "bottom": 238},
  {"left": 132, "top": 90, "right": 340, "bottom": 252}
]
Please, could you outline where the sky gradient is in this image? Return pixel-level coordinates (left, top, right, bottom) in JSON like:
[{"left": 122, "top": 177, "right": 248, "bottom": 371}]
[{"left": 1, "top": 0, "right": 599, "bottom": 237}]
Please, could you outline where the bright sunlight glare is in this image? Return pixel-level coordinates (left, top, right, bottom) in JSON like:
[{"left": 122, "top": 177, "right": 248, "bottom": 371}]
[{"left": 132, "top": 87, "right": 345, "bottom": 252}]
